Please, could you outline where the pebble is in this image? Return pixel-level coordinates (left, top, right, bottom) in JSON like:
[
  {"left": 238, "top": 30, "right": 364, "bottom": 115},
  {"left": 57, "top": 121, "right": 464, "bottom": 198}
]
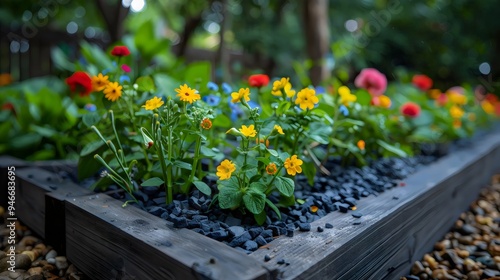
[
  {"left": 403, "top": 175, "right": 500, "bottom": 279},
  {"left": 45, "top": 250, "right": 57, "bottom": 260},
  {"left": 325, "top": 223, "right": 333, "bottom": 229},
  {"left": 317, "top": 226, "right": 324, "bottom": 232},
  {"left": 55, "top": 256, "right": 68, "bottom": 270}
]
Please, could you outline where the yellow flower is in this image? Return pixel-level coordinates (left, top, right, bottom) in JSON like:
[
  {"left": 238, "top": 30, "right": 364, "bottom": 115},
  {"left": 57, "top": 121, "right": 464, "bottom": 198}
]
[
  {"left": 449, "top": 105, "right": 464, "bottom": 119},
  {"left": 338, "top": 86, "right": 357, "bottom": 106},
  {"left": 200, "top": 118, "right": 212, "bottom": 130},
  {"left": 239, "top": 124, "right": 257, "bottom": 138},
  {"left": 295, "top": 88, "right": 319, "bottom": 110},
  {"left": 103, "top": 82, "right": 122, "bottom": 102},
  {"left": 357, "top": 140, "right": 365, "bottom": 150},
  {"left": 266, "top": 163, "right": 277, "bottom": 175},
  {"left": 284, "top": 83, "right": 296, "bottom": 98},
  {"left": 216, "top": 159, "right": 236, "bottom": 180},
  {"left": 271, "top": 77, "right": 290, "bottom": 96},
  {"left": 142, "top": 96, "right": 164, "bottom": 111},
  {"left": 92, "top": 73, "right": 109, "bottom": 91},
  {"left": 481, "top": 100, "right": 495, "bottom": 114},
  {"left": 274, "top": 125, "right": 284, "bottom": 135},
  {"left": 378, "top": 95, "right": 391, "bottom": 108},
  {"left": 284, "top": 155, "right": 303, "bottom": 176},
  {"left": 231, "top": 88, "right": 250, "bottom": 103},
  {"left": 447, "top": 92, "right": 466, "bottom": 105},
  {"left": 176, "top": 84, "right": 200, "bottom": 104}
]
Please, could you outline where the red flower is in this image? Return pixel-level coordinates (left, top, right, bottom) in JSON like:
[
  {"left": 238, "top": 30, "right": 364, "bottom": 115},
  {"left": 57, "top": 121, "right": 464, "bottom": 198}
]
[
  {"left": 2, "top": 102, "right": 16, "bottom": 116},
  {"left": 400, "top": 102, "right": 421, "bottom": 118},
  {"left": 248, "top": 74, "right": 270, "bottom": 88},
  {"left": 412, "top": 74, "right": 433, "bottom": 91},
  {"left": 354, "top": 68, "right": 387, "bottom": 96},
  {"left": 111, "top": 46, "right": 130, "bottom": 57},
  {"left": 66, "top": 71, "right": 92, "bottom": 97},
  {"left": 436, "top": 93, "right": 448, "bottom": 106},
  {"left": 486, "top": 93, "right": 499, "bottom": 104}
]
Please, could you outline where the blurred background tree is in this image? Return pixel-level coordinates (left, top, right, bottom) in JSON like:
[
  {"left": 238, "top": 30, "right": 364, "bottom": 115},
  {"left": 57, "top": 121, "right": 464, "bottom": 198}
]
[{"left": 1, "top": 0, "right": 500, "bottom": 91}]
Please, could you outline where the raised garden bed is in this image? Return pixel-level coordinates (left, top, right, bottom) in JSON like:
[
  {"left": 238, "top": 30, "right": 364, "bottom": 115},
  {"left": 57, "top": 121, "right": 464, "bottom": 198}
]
[{"left": 3, "top": 125, "right": 500, "bottom": 279}]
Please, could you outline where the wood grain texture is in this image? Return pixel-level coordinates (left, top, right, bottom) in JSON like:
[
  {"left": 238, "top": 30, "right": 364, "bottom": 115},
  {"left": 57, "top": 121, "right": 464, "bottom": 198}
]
[
  {"left": 16, "top": 168, "right": 55, "bottom": 238},
  {"left": 249, "top": 128, "right": 500, "bottom": 280},
  {"left": 65, "top": 193, "right": 275, "bottom": 280},
  {"left": 45, "top": 177, "right": 93, "bottom": 254}
]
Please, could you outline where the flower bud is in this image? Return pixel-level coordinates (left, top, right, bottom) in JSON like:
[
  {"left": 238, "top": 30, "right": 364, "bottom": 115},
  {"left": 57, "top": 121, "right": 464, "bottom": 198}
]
[{"left": 226, "top": 128, "right": 244, "bottom": 137}]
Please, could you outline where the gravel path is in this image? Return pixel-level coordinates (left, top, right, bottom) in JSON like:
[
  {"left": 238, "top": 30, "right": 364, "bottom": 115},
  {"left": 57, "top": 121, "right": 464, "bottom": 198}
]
[
  {"left": 401, "top": 174, "right": 500, "bottom": 280},
  {"left": 0, "top": 207, "right": 86, "bottom": 280}
]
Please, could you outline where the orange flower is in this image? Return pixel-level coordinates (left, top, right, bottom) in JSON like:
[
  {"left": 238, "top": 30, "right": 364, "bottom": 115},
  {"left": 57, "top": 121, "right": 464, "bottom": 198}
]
[
  {"left": 357, "top": 140, "right": 365, "bottom": 150},
  {"left": 201, "top": 118, "right": 212, "bottom": 130},
  {"left": 310, "top": 205, "right": 318, "bottom": 213},
  {"left": 266, "top": 163, "right": 277, "bottom": 175}
]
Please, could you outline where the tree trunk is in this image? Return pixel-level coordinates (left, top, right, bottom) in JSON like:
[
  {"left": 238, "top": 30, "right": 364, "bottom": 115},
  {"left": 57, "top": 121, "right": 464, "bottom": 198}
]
[
  {"left": 94, "top": 0, "right": 129, "bottom": 44},
  {"left": 303, "top": 0, "right": 330, "bottom": 86}
]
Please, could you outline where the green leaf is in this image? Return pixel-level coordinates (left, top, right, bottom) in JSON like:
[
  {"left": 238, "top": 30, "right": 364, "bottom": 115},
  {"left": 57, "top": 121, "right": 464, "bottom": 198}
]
[
  {"left": 275, "top": 177, "right": 294, "bottom": 197},
  {"left": 173, "top": 160, "right": 192, "bottom": 170},
  {"left": 266, "top": 199, "right": 282, "bottom": 220},
  {"left": 376, "top": 139, "right": 407, "bottom": 157},
  {"left": 80, "top": 140, "right": 105, "bottom": 156},
  {"left": 356, "top": 90, "right": 372, "bottom": 106},
  {"left": 243, "top": 189, "right": 266, "bottom": 214},
  {"left": 249, "top": 182, "right": 268, "bottom": 193},
  {"left": 218, "top": 184, "right": 243, "bottom": 209},
  {"left": 82, "top": 112, "right": 101, "bottom": 128},
  {"left": 254, "top": 211, "right": 267, "bottom": 226},
  {"left": 330, "top": 137, "right": 348, "bottom": 148},
  {"left": 213, "top": 114, "right": 231, "bottom": 128},
  {"left": 302, "top": 161, "right": 316, "bottom": 186},
  {"left": 30, "top": 125, "right": 57, "bottom": 138},
  {"left": 276, "top": 101, "right": 292, "bottom": 115},
  {"left": 51, "top": 47, "right": 75, "bottom": 72},
  {"left": 136, "top": 76, "right": 156, "bottom": 92},
  {"left": 267, "top": 148, "right": 279, "bottom": 157},
  {"left": 256, "top": 157, "right": 271, "bottom": 165},
  {"left": 193, "top": 181, "right": 212, "bottom": 196},
  {"left": 141, "top": 177, "right": 164, "bottom": 187},
  {"left": 185, "top": 62, "right": 211, "bottom": 88},
  {"left": 200, "top": 146, "right": 217, "bottom": 158}
]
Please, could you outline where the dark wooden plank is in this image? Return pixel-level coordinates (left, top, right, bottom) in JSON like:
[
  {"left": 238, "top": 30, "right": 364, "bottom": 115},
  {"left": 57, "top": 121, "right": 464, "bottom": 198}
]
[
  {"left": 65, "top": 194, "right": 275, "bottom": 280},
  {"left": 15, "top": 168, "right": 57, "bottom": 238},
  {"left": 249, "top": 128, "right": 500, "bottom": 280},
  {"left": 45, "top": 179, "right": 93, "bottom": 254},
  {"left": 0, "top": 156, "right": 27, "bottom": 208}
]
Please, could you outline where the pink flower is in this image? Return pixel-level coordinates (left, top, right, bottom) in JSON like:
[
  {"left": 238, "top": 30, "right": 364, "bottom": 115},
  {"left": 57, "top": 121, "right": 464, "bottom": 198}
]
[
  {"left": 354, "top": 68, "right": 387, "bottom": 96},
  {"left": 121, "top": 64, "right": 131, "bottom": 73}
]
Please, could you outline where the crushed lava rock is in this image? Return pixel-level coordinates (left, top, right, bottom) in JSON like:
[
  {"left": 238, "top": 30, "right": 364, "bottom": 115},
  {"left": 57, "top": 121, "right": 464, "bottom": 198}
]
[{"left": 401, "top": 175, "right": 500, "bottom": 280}]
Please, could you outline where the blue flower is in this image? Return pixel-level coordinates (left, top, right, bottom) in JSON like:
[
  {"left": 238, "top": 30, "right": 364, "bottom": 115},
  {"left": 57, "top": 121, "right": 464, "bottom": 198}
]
[
  {"left": 207, "top": 81, "right": 219, "bottom": 91},
  {"left": 222, "top": 83, "right": 232, "bottom": 94},
  {"left": 339, "top": 105, "right": 349, "bottom": 116},
  {"left": 202, "top": 94, "right": 221, "bottom": 106},
  {"left": 119, "top": 75, "right": 131, "bottom": 84},
  {"left": 229, "top": 103, "right": 244, "bottom": 122},
  {"left": 84, "top": 104, "right": 96, "bottom": 112},
  {"left": 315, "top": 86, "right": 326, "bottom": 95},
  {"left": 247, "top": 101, "right": 262, "bottom": 113}
]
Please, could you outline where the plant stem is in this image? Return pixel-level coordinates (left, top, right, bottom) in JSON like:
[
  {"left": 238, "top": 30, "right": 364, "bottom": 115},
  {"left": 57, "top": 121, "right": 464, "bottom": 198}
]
[
  {"left": 185, "top": 134, "right": 202, "bottom": 193},
  {"left": 157, "top": 127, "right": 172, "bottom": 204}
]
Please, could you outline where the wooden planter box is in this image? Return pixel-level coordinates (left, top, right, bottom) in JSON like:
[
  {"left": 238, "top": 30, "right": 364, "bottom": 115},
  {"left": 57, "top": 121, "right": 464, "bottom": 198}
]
[{"left": 3, "top": 125, "right": 500, "bottom": 279}]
